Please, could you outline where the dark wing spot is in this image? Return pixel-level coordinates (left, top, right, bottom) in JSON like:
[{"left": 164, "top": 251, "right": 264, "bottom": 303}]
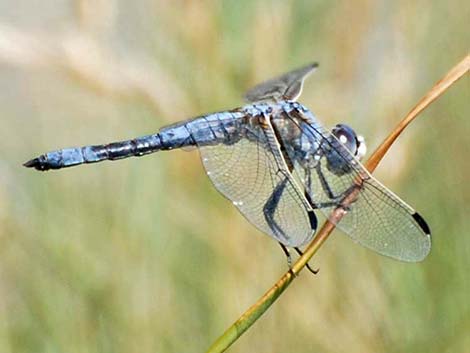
[
  {"left": 307, "top": 210, "right": 318, "bottom": 232},
  {"left": 412, "top": 212, "right": 431, "bottom": 235}
]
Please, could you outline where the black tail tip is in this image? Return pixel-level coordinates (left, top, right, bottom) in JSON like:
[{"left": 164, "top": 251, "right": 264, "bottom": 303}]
[
  {"left": 23, "top": 158, "right": 37, "bottom": 168},
  {"left": 23, "top": 157, "right": 49, "bottom": 171},
  {"left": 412, "top": 212, "right": 431, "bottom": 235}
]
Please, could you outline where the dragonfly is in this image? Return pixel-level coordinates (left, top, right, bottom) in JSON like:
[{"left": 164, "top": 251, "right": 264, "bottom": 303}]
[{"left": 24, "top": 63, "right": 431, "bottom": 267}]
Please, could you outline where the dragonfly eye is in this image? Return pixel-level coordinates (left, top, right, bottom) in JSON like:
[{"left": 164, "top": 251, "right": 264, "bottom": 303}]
[
  {"left": 332, "top": 124, "right": 367, "bottom": 160},
  {"left": 332, "top": 124, "right": 359, "bottom": 155}
]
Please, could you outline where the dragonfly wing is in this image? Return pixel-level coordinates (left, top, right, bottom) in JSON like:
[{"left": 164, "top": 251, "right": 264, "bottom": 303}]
[
  {"left": 274, "top": 112, "right": 431, "bottom": 261},
  {"left": 319, "top": 173, "right": 431, "bottom": 262},
  {"left": 306, "top": 155, "right": 431, "bottom": 261},
  {"left": 189, "top": 117, "right": 316, "bottom": 247},
  {"left": 244, "top": 63, "right": 318, "bottom": 103}
]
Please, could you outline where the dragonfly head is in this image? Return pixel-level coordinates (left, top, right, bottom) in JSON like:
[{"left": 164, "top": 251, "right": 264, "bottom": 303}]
[{"left": 331, "top": 124, "right": 367, "bottom": 160}]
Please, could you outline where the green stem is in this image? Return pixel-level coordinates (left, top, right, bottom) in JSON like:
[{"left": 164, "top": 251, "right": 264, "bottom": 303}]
[{"left": 206, "top": 272, "right": 293, "bottom": 353}]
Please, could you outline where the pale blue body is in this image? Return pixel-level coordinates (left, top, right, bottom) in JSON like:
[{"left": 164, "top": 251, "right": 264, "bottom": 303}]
[{"left": 25, "top": 101, "right": 338, "bottom": 173}]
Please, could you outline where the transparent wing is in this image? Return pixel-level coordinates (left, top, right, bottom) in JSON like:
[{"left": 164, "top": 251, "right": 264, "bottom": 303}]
[
  {"left": 189, "top": 118, "right": 316, "bottom": 247},
  {"left": 244, "top": 63, "right": 318, "bottom": 103},
  {"left": 275, "top": 112, "right": 431, "bottom": 262}
]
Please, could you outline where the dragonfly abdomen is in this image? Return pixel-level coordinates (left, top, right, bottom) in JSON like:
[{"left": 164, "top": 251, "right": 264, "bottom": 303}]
[
  {"left": 23, "top": 134, "right": 163, "bottom": 171},
  {"left": 23, "top": 111, "right": 245, "bottom": 171}
]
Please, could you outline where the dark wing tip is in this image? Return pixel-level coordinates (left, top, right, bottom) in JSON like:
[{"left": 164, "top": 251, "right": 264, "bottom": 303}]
[
  {"left": 412, "top": 212, "right": 431, "bottom": 235},
  {"left": 23, "top": 157, "right": 49, "bottom": 171}
]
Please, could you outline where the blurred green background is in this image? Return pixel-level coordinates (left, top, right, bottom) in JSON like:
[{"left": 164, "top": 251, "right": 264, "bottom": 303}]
[{"left": 0, "top": 1, "right": 469, "bottom": 352}]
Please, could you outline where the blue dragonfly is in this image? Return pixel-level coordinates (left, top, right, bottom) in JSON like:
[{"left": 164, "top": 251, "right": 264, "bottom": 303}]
[{"left": 24, "top": 63, "right": 431, "bottom": 266}]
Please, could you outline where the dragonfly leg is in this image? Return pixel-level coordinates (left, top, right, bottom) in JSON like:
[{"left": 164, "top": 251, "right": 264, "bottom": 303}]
[
  {"left": 278, "top": 242, "right": 293, "bottom": 268},
  {"left": 294, "top": 247, "right": 319, "bottom": 275},
  {"left": 315, "top": 164, "right": 340, "bottom": 199},
  {"left": 278, "top": 243, "right": 298, "bottom": 277},
  {"left": 303, "top": 167, "right": 341, "bottom": 209},
  {"left": 278, "top": 243, "right": 319, "bottom": 276},
  {"left": 312, "top": 164, "right": 360, "bottom": 210}
]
